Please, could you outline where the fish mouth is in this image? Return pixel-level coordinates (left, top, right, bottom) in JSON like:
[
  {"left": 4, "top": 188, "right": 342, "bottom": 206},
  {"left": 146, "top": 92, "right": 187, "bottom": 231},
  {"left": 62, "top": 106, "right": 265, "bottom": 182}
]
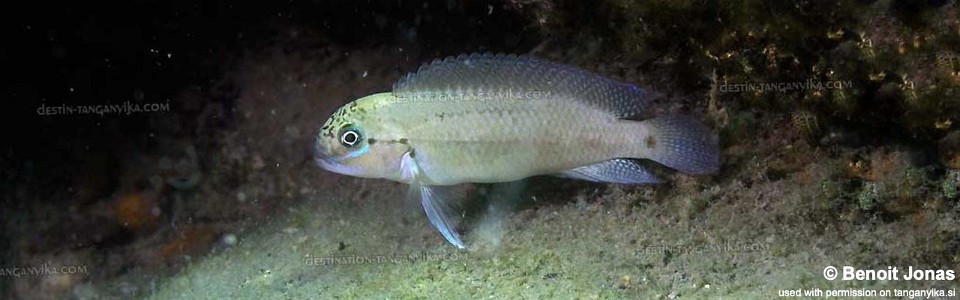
[
  {"left": 312, "top": 140, "right": 339, "bottom": 169},
  {"left": 314, "top": 155, "right": 338, "bottom": 170},
  {"left": 312, "top": 139, "right": 365, "bottom": 176}
]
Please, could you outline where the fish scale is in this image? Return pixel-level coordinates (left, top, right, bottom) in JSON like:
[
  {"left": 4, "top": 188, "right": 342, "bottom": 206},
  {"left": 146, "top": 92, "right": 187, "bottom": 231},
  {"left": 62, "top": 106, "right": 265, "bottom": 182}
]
[
  {"left": 393, "top": 53, "right": 653, "bottom": 119},
  {"left": 314, "top": 53, "right": 719, "bottom": 248},
  {"left": 382, "top": 98, "right": 621, "bottom": 184}
]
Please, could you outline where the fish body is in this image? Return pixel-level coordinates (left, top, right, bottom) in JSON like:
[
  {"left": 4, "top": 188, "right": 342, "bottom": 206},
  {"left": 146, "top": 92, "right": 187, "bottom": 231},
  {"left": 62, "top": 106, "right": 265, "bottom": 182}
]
[{"left": 314, "top": 53, "right": 719, "bottom": 248}]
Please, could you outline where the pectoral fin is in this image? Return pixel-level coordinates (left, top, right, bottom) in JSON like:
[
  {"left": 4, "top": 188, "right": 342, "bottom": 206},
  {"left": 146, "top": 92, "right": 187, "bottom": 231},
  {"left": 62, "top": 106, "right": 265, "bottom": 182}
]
[
  {"left": 556, "top": 158, "right": 662, "bottom": 184},
  {"left": 401, "top": 152, "right": 467, "bottom": 249}
]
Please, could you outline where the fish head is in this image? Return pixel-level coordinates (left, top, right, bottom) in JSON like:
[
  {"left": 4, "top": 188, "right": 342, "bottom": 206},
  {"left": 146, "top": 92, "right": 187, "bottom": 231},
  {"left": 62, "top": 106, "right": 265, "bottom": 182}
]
[{"left": 313, "top": 93, "right": 407, "bottom": 180}]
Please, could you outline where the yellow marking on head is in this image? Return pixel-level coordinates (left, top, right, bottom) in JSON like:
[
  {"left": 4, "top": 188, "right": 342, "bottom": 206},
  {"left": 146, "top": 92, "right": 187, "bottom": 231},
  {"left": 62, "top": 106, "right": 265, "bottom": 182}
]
[
  {"left": 314, "top": 92, "right": 412, "bottom": 181},
  {"left": 319, "top": 93, "right": 394, "bottom": 138}
]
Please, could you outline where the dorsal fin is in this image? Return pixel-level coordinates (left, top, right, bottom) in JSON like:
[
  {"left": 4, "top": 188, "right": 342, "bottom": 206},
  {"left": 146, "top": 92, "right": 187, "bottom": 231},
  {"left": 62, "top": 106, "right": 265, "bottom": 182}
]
[{"left": 392, "top": 53, "right": 655, "bottom": 118}]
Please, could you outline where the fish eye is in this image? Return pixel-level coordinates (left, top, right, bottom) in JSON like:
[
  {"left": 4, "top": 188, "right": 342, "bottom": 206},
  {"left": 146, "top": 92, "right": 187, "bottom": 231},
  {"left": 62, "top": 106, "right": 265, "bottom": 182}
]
[{"left": 338, "top": 127, "right": 362, "bottom": 147}]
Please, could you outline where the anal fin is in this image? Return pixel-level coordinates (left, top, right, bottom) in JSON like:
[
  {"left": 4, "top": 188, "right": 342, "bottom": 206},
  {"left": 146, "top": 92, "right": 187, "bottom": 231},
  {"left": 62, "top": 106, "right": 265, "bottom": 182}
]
[{"left": 556, "top": 158, "right": 662, "bottom": 184}]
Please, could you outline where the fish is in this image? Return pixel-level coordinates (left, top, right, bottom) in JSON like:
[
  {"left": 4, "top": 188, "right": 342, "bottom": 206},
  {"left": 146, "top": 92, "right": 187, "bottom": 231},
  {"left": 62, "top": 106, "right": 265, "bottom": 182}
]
[{"left": 313, "top": 53, "right": 720, "bottom": 249}]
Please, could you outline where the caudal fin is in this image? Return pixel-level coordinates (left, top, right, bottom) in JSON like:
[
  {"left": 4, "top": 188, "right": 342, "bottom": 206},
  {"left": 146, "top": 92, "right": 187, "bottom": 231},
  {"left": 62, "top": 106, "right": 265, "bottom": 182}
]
[{"left": 640, "top": 115, "right": 720, "bottom": 174}]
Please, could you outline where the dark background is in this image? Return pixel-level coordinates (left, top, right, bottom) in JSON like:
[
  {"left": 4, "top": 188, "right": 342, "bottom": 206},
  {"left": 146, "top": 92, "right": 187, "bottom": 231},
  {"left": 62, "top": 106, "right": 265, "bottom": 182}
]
[{"left": 2, "top": 0, "right": 541, "bottom": 203}]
